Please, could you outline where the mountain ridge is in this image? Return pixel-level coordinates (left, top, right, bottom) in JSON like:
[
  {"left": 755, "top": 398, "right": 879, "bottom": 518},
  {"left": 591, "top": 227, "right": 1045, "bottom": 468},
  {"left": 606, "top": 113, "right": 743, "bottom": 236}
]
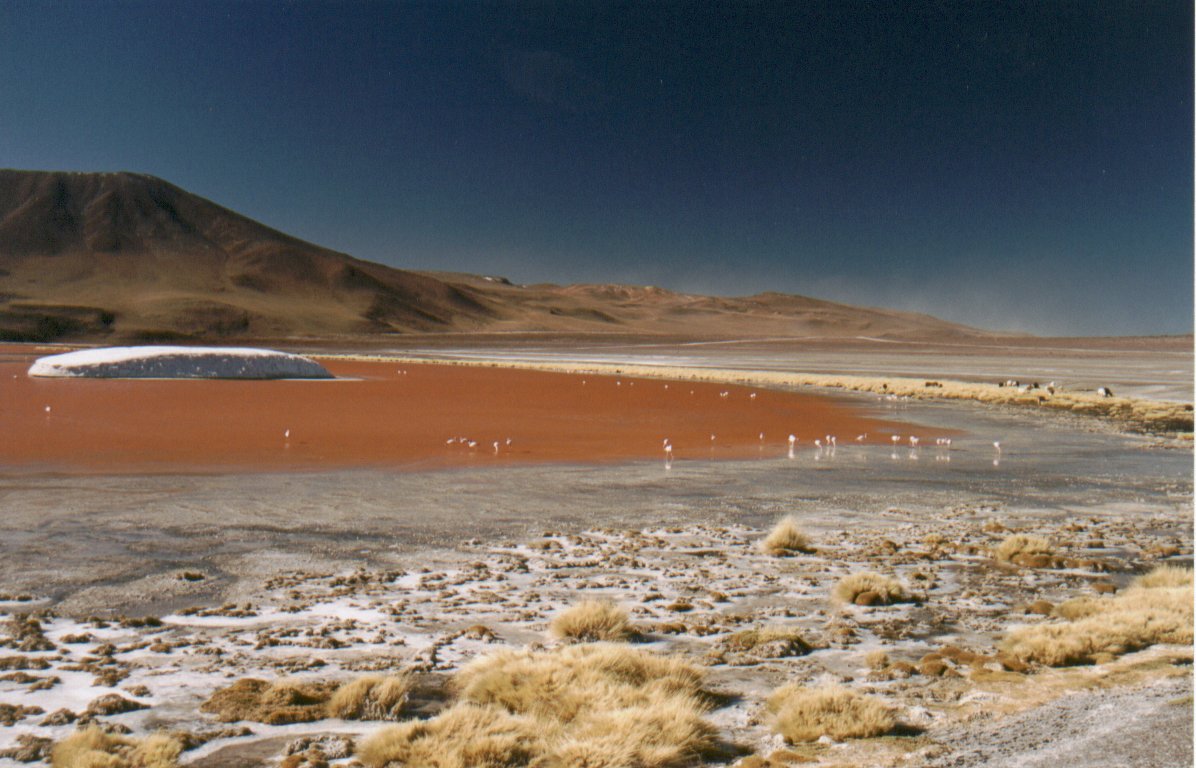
[{"left": 0, "top": 169, "right": 993, "bottom": 342}]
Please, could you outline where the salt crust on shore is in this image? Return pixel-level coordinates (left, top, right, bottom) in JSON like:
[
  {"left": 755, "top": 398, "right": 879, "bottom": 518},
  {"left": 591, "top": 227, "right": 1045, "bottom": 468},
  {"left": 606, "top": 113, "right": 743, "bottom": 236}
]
[{"left": 27, "top": 346, "right": 333, "bottom": 380}]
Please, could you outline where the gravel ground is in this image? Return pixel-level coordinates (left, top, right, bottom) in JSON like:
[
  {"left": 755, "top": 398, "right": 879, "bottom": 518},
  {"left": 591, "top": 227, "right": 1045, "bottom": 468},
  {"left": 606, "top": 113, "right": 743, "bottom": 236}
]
[{"left": 926, "top": 673, "right": 1194, "bottom": 768}]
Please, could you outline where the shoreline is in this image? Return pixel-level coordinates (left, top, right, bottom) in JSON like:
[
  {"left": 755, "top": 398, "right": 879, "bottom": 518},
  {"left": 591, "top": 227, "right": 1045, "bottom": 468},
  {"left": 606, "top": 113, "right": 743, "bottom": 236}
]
[{"left": 325, "top": 352, "right": 1194, "bottom": 434}]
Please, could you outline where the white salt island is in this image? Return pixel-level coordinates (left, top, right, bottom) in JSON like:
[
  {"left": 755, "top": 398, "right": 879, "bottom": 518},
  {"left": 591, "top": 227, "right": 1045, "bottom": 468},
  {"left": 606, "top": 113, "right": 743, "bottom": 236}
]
[{"left": 28, "top": 346, "right": 334, "bottom": 379}]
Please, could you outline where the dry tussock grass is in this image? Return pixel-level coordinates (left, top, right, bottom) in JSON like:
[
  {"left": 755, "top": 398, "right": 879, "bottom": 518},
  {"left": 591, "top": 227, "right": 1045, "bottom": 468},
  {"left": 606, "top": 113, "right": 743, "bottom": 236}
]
[
  {"left": 202, "top": 674, "right": 412, "bottom": 724},
  {"left": 357, "top": 703, "right": 539, "bottom": 768},
  {"left": 1132, "top": 564, "right": 1192, "bottom": 589},
  {"left": 723, "top": 627, "right": 812, "bottom": 656},
  {"left": 360, "top": 643, "right": 719, "bottom": 768},
  {"left": 766, "top": 684, "right": 896, "bottom": 743},
  {"left": 327, "top": 674, "right": 412, "bottom": 721},
  {"left": 993, "top": 534, "right": 1054, "bottom": 563},
  {"left": 549, "top": 599, "right": 636, "bottom": 642},
  {"left": 759, "top": 517, "right": 813, "bottom": 555},
  {"left": 833, "top": 572, "right": 907, "bottom": 605},
  {"left": 1002, "top": 565, "right": 1193, "bottom": 667},
  {"left": 52, "top": 726, "right": 181, "bottom": 768},
  {"left": 200, "top": 678, "right": 336, "bottom": 724}
]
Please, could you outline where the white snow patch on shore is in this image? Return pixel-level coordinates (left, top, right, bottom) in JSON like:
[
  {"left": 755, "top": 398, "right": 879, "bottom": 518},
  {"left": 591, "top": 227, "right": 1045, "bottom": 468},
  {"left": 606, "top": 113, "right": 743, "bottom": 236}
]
[{"left": 27, "top": 346, "right": 333, "bottom": 380}]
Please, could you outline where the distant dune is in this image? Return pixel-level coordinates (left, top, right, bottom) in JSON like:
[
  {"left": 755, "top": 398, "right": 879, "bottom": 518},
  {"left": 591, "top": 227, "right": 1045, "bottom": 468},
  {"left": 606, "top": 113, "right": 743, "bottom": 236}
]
[{"left": 0, "top": 169, "right": 992, "bottom": 342}]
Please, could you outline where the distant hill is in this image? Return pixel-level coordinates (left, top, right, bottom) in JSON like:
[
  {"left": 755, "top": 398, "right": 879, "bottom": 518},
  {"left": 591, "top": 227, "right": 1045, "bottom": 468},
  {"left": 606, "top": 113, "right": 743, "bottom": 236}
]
[{"left": 0, "top": 170, "right": 991, "bottom": 342}]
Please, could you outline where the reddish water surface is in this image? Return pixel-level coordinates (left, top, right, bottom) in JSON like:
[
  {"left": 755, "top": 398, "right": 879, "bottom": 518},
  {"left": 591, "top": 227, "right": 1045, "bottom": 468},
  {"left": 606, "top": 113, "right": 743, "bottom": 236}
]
[{"left": 0, "top": 348, "right": 951, "bottom": 474}]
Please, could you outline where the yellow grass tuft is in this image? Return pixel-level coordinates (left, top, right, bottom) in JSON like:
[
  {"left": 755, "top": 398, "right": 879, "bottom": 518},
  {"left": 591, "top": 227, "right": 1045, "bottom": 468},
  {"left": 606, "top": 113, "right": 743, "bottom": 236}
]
[
  {"left": 360, "top": 643, "right": 719, "bottom": 768},
  {"left": 760, "top": 517, "right": 813, "bottom": 555},
  {"left": 51, "top": 726, "right": 181, "bottom": 768},
  {"left": 549, "top": 599, "right": 636, "bottom": 642},
  {"left": 203, "top": 674, "right": 413, "bottom": 724},
  {"left": 1132, "top": 564, "right": 1193, "bottom": 589},
  {"left": 993, "top": 534, "right": 1054, "bottom": 563},
  {"left": 200, "top": 678, "right": 336, "bottom": 725},
  {"left": 1002, "top": 564, "right": 1194, "bottom": 667},
  {"left": 327, "top": 674, "right": 412, "bottom": 721},
  {"left": 127, "top": 735, "right": 183, "bottom": 768},
  {"left": 453, "top": 642, "right": 706, "bottom": 721},
  {"left": 356, "top": 703, "right": 540, "bottom": 768},
  {"left": 723, "top": 627, "right": 812, "bottom": 657},
  {"left": 766, "top": 684, "right": 896, "bottom": 743},
  {"left": 833, "top": 572, "right": 907, "bottom": 605}
]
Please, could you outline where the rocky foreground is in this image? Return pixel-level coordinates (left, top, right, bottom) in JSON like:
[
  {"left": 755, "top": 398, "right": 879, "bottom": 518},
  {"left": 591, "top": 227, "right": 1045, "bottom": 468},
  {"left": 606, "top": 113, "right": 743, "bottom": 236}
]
[{"left": 0, "top": 501, "right": 1190, "bottom": 767}]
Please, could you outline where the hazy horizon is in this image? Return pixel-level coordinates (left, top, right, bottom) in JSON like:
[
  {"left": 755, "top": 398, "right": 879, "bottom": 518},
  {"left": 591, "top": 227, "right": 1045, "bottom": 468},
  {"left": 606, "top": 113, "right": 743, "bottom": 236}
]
[{"left": 1, "top": 2, "right": 1191, "bottom": 336}]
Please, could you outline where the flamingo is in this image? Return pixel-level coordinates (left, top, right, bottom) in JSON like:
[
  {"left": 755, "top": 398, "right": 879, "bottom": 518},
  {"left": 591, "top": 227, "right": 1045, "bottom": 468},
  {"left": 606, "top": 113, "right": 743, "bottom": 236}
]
[
  {"left": 284, "top": 429, "right": 290, "bottom": 439},
  {"left": 891, "top": 435, "right": 900, "bottom": 445},
  {"left": 909, "top": 436, "right": 919, "bottom": 448},
  {"left": 856, "top": 434, "right": 866, "bottom": 442}
]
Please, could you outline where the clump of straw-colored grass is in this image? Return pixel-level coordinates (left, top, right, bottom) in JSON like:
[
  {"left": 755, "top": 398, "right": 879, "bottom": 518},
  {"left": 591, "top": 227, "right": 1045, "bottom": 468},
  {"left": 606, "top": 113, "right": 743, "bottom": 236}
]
[
  {"left": 356, "top": 703, "right": 539, "bottom": 768},
  {"left": 833, "top": 572, "right": 907, "bottom": 605},
  {"left": 993, "top": 534, "right": 1054, "bottom": 563},
  {"left": 549, "top": 599, "right": 636, "bottom": 642},
  {"left": 359, "top": 643, "right": 720, "bottom": 768},
  {"left": 723, "top": 627, "right": 812, "bottom": 657},
  {"left": 1131, "top": 564, "right": 1192, "bottom": 589},
  {"left": 1001, "top": 564, "right": 1193, "bottom": 667},
  {"left": 766, "top": 684, "right": 896, "bottom": 743},
  {"left": 327, "top": 674, "right": 412, "bottom": 721},
  {"left": 200, "top": 678, "right": 336, "bottom": 724},
  {"left": 760, "top": 517, "right": 814, "bottom": 555},
  {"left": 52, "top": 726, "right": 181, "bottom": 768},
  {"left": 202, "top": 674, "right": 413, "bottom": 725}
]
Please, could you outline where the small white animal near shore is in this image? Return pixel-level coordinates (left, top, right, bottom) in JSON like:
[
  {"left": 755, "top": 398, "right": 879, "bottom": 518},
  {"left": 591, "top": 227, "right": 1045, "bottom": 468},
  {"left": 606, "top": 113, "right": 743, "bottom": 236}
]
[{"left": 27, "top": 346, "right": 333, "bottom": 380}]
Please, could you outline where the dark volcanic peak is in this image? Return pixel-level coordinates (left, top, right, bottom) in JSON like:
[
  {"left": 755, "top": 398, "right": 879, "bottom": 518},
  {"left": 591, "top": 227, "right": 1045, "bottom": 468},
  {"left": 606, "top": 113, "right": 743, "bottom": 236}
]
[
  {"left": 0, "top": 170, "right": 989, "bottom": 342},
  {"left": 0, "top": 170, "right": 493, "bottom": 341}
]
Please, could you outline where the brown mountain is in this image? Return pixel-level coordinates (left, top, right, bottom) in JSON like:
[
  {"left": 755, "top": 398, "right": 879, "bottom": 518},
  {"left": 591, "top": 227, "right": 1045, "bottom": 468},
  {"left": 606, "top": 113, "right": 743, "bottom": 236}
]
[{"left": 0, "top": 170, "right": 990, "bottom": 342}]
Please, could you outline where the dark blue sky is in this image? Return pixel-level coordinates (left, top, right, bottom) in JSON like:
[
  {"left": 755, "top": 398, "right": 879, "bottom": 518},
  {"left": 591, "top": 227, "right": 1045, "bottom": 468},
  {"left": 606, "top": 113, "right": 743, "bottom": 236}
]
[{"left": 1, "top": 1, "right": 1191, "bottom": 335}]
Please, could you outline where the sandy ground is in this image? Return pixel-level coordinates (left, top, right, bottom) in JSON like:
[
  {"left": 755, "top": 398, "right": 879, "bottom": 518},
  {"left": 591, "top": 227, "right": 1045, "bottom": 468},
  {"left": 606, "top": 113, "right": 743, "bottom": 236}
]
[{"left": 0, "top": 342, "right": 1191, "bottom": 766}]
